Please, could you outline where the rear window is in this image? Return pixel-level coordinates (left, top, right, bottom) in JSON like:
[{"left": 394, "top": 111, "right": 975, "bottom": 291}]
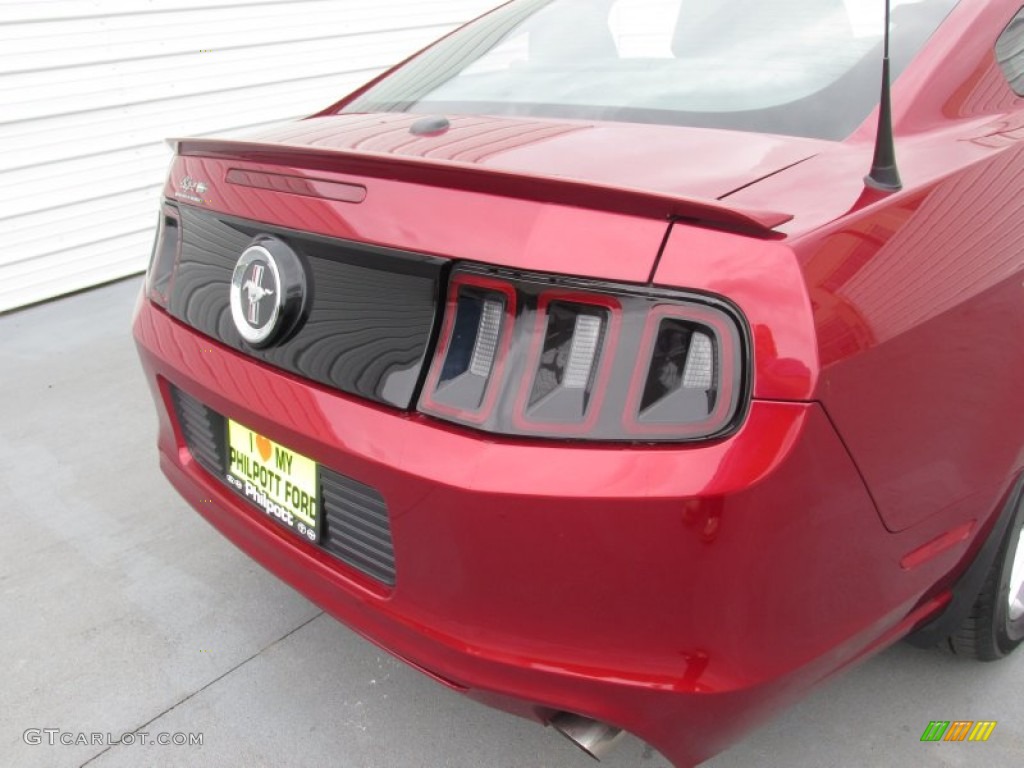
[{"left": 340, "top": 0, "right": 959, "bottom": 140}]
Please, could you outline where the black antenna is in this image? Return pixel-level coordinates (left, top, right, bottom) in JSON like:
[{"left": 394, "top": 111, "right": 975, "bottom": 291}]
[{"left": 865, "top": 0, "right": 902, "bottom": 192}]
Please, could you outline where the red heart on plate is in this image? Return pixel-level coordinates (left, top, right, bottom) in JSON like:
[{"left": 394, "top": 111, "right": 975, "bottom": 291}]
[{"left": 255, "top": 434, "right": 273, "bottom": 463}]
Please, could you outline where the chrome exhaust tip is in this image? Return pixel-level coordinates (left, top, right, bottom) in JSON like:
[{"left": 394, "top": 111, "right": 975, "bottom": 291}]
[{"left": 550, "top": 712, "right": 625, "bottom": 761}]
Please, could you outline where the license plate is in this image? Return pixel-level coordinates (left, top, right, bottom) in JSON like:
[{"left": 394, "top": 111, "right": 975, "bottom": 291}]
[{"left": 225, "top": 419, "right": 319, "bottom": 543}]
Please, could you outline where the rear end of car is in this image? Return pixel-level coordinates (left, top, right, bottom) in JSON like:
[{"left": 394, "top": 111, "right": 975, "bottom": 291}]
[
  {"left": 131, "top": 0, "right": 978, "bottom": 763},
  {"left": 132, "top": 136, "right": 912, "bottom": 766}
]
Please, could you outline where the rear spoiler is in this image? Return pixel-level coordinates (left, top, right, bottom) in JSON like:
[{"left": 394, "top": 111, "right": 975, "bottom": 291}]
[{"left": 171, "top": 137, "right": 793, "bottom": 237}]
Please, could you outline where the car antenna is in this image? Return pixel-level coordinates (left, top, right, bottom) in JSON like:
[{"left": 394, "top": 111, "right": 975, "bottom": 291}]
[{"left": 864, "top": 0, "right": 902, "bottom": 192}]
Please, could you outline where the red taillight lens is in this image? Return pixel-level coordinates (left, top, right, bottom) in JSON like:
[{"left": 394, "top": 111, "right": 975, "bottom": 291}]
[
  {"left": 418, "top": 266, "right": 748, "bottom": 442},
  {"left": 145, "top": 204, "right": 181, "bottom": 308}
]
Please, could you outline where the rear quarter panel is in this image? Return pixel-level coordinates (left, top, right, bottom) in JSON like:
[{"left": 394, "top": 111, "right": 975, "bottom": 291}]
[
  {"left": 798, "top": 138, "right": 1024, "bottom": 533},
  {"left": 724, "top": 0, "right": 1024, "bottom": 536}
]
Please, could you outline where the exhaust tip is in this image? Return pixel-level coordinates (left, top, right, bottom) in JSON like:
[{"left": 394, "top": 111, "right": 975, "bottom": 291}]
[{"left": 550, "top": 712, "right": 625, "bottom": 761}]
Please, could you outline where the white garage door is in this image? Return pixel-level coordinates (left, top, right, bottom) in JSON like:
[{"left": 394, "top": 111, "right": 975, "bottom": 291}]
[{"left": 0, "top": 0, "right": 497, "bottom": 313}]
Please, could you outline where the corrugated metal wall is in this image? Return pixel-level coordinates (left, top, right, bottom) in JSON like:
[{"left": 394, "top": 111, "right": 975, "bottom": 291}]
[{"left": 0, "top": 0, "right": 496, "bottom": 313}]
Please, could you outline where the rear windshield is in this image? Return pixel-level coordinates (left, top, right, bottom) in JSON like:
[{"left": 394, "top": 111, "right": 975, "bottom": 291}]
[{"left": 340, "top": 0, "right": 959, "bottom": 140}]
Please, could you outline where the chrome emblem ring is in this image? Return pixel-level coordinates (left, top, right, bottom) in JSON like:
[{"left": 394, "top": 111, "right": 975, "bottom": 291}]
[{"left": 229, "top": 239, "right": 306, "bottom": 348}]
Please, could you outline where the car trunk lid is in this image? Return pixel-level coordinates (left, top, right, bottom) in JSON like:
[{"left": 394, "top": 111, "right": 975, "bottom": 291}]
[
  {"left": 170, "top": 113, "right": 827, "bottom": 239},
  {"left": 248, "top": 112, "right": 826, "bottom": 202}
]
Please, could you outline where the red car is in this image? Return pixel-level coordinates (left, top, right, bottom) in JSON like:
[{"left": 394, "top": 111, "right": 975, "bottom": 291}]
[{"left": 133, "top": 0, "right": 1024, "bottom": 764}]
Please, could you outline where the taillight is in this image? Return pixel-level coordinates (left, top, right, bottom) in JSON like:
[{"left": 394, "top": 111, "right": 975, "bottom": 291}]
[
  {"left": 420, "top": 273, "right": 516, "bottom": 423},
  {"left": 514, "top": 291, "right": 621, "bottom": 435},
  {"left": 418, "top": 265, "right": 748, "bottom": 442},
  {"left": 145, "top": 204, "right": 181, "bottom": 308}
]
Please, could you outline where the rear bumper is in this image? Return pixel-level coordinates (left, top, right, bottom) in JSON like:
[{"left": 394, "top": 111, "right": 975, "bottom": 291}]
[{"left": 134, "top": 295, "right": 919, "bottom": 765}]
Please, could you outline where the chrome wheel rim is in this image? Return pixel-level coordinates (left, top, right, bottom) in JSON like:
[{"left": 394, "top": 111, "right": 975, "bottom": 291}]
[{"left": 1009, "top": 527, "right": 1024, "bottom": 622}]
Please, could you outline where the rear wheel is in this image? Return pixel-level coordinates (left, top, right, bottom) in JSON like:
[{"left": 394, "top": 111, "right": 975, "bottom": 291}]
[{"left": 948, "top": 497, "right": 1024, "bottom": 660}]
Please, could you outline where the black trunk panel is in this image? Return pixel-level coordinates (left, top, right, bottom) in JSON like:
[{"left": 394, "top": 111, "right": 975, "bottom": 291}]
[{"left": 169, "top": 205, "right": 445, "bottom": 409}]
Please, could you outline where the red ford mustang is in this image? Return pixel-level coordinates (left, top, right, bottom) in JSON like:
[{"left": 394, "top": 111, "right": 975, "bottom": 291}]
[{"left": 133, "top": 0, "right": 1024, "bottom": 764}]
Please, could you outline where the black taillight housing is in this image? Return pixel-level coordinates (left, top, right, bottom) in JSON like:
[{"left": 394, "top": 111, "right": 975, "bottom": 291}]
[
  {"left": 145, "top": 204, "right": 181, "bottom": 308},
  {"left": 418, "top": 265, "right": 748, "bottom": 442}
]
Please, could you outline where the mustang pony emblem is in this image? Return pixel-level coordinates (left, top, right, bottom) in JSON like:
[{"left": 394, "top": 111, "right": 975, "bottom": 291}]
[{"left": 243, "top": 265, "right": 274, "bottom": 325}]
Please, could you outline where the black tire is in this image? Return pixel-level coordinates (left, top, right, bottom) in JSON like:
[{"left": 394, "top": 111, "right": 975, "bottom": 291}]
[{"left": 948, "top": 496, "right": 1024, "bottom": 660}]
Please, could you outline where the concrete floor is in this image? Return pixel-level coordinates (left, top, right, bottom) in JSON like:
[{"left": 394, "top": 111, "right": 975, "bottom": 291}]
[{"left": 1, "top": 277, "right": 1021, "bottom": 768}]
